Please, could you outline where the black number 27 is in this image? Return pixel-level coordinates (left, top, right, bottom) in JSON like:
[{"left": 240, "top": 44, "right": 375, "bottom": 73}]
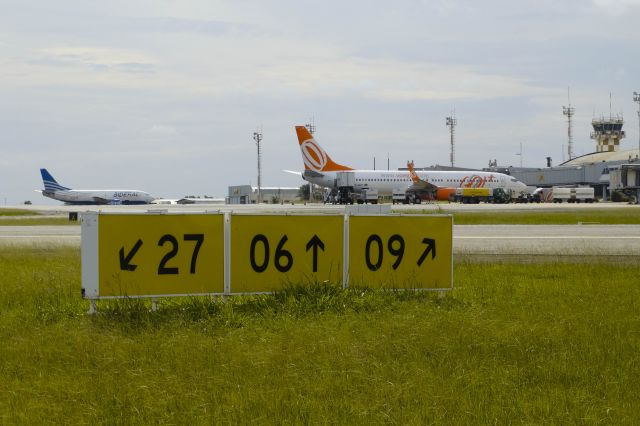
[{"left": 158, "top": 234, "right": 204, "bottom": 275}]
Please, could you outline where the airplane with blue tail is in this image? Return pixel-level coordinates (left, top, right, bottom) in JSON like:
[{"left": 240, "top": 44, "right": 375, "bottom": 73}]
[{"left": 38, "top": 168, "right": 155, "bottom": 205}]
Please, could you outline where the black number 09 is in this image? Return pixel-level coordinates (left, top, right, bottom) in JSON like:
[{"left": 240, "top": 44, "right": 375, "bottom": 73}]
[{"left": 365, "top": 234, "right": 405, "bottom": 271}]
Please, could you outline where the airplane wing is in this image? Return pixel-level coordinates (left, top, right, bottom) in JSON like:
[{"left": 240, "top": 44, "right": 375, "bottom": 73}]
[
  {"left": 176, "top": 198, "right": 195, "bottom": 204},
  {"left": 91, "top": 197, "right": 112, "bottom": 205},
  {"left": 282, "top": 169, "right": 302, "bottom": 176}
]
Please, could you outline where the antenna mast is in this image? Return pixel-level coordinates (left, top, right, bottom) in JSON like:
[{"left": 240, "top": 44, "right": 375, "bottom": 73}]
[
  {"left": 516, "top": 142, "right": 523, "bottom": 167},
  {"left": 305, "top": 117, "right": 316, "bottom": 136},
  {"left": 446, "top": 110, "right": 457, "bottom": 167},
  {"left": 253, "top": 129, "right": 263, "bottom": 204},
  {"left": 563, "top": 87, "right": 575, "bottom": 160}
]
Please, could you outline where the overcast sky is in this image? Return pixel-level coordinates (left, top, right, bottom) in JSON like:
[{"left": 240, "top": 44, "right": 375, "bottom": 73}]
[{"left": 2, "top": 0, "right": 640, "bottom": 204}]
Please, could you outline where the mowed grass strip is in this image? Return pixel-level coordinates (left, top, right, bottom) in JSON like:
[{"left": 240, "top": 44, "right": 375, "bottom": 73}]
[
  {"left": 0, "top": 208, "right": 38, "bottom": 217},
  {"left": 0, "top": 208, "right": 74, "bottom": 226},
  {"left": 1, "top": 247, "right": 639, "bottom": 424},
  {"left": 401, "top": 207, "right": 640, "bottom": 225},
  {"left": 0, "top": 217, "right": 77, "bottom": 226}
]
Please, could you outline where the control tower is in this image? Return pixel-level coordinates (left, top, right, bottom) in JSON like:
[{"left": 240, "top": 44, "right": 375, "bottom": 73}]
[{"left": 591, "top": 115, "right": 625, "bottom": 152}]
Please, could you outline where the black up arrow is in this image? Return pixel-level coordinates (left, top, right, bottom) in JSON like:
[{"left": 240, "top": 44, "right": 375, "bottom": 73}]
[
  {"left": 417, "top": 238, "right": 436, "bottom": 267},
  {"left": 305, "top": 235, "right": 325, "bottom": 272},
  {"left": 119, "top": 239, "right": 143, "bottom": 271}
]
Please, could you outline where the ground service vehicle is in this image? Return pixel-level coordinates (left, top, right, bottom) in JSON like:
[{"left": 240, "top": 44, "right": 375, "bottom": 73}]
[
  {"left": 356, "top": 189, "right": 378, "bottom": 204},
  {"left": 453, "top": 187, "right": 513, "bottom": 204},
  {"left": 454, "top": 188, "right": 490, "bottom": 204},
  {"left": 334, "top": 172, "right": 379, "bottom": 204},
  {"left": 492, "top": 188, "right": 513, "bottom": 203},
  {"left": 392, "top": 190, "right": 407, "bottom": 204},
  {"left": 534, "top": 186, "right": 595, "bottom": 203}
]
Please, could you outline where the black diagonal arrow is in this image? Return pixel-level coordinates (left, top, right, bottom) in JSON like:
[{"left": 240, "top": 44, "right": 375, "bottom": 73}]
[
  {"left": 305, "top": 234, "right": 325, "bottom": 272},
  {"left": 119, "top": 239, "right": 143, "bottom": 271},
  {"left": 417, "top": 238, "right": 436, "bottom": 267}
]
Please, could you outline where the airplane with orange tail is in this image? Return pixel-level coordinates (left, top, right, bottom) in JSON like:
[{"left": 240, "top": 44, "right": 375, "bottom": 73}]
[{"left": 293, "top": 126, "right": 527, "bottom": 203}]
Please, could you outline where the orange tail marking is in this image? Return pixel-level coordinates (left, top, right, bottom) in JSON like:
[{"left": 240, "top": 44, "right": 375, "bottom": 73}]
[
  {"left": 407, "top": 161, "right": 420, "bottom": 183},
  {"left": 295, "top": 126, "right": 353, "bottom": 172},
  {"left": 295, "top": 126, "right": 313, "bottom": 145}
]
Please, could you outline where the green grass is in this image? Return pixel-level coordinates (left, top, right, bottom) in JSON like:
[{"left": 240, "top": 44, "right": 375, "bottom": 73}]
[
  {"left": 0, "top": 208, "right": 37, "bottom": 216},
  {"left": 0, "top": 208, "right": 76, "bottom": 225},
  {"left": 0, "top": 217, "right": 77, "bottom": 226},
  {"left": 1, "top": 247, "right": 639, "bottom": 424},
  {"left": 400, "top": 207, "right": 640, "bottom": 225}
]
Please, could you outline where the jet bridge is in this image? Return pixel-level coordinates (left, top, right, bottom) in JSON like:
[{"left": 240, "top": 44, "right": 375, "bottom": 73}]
[{"left": 608, "top": 164, "right": 640, "bottom": 204}]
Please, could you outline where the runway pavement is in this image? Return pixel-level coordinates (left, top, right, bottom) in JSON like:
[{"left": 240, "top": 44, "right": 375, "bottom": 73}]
[
  {"left": 454, "top": 224, "right": 640, "bottom": 261},
  {"left": 2, "top": 222, "right": 639, "bottom": 260},
  {"left": 5, "top": 201, "right": 640, "bottom": 215},
  {"left": 0, "top": 225, "right": 81, "bottom": 247}
]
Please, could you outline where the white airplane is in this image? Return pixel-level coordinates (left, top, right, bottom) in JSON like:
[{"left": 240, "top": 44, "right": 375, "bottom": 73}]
[
  {"left": 293, "top": 126, "right": 527, "bottom": 202},
  {"left": 38, "top": 168, "right": 155, "bottom": 205}
]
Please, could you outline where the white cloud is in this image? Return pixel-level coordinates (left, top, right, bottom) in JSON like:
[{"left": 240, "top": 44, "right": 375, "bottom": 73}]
[
  {"left": 37, "top": 46, "right": 156, "bottom": 72},
  {"left": 592, "top": 0, "right": 640, "bottom": 14},
  {"left": 1, "top": 0, "right": 639, "bottom": 203}
]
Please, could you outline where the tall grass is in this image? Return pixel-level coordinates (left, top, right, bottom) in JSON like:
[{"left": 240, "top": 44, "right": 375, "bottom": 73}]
[{"left": 1, "top": 247, "right": 639, "bottom": 424}]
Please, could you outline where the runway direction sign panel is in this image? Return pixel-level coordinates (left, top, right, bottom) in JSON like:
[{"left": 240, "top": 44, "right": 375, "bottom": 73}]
[
  {"left": 97, "top": 214, "right": 224, "bottom": 297},
  {"left": 348, "top": 215, "right": 452, "bottom": 289},
  {"left": 230, "top": 215, "right": 343, "bottom": 293}
]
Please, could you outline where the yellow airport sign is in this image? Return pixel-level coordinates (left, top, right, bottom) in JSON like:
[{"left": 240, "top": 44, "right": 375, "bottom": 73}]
[
  {"left": 230, "top": 215, "right": 343, "bottom": 293},
  {"left": 348, "top": 215, "right": 452, "bottom": 289},
  {"left": 97, "top": 214, "right": 224, "bottom": 296}
]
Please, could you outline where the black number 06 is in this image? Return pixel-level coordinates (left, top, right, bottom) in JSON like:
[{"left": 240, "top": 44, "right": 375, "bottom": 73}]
[{"left": 250, "top": 234, "right": 293, "bottom": 273}]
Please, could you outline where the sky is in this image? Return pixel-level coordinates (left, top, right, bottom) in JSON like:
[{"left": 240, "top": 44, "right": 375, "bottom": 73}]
[{"left": 1, "top": 0, "right": 640, "bottom": 205}]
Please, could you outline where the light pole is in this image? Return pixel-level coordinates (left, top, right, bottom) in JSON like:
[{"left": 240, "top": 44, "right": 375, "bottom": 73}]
[
  {"left": 634, "top": 92, "right": 640, "bottom": 156},
  {"left": 305, "top": 120, "right": 316, "bottom": 201},
  {"left": 253, "top": 130, "right": 263, "bottom": 204}
]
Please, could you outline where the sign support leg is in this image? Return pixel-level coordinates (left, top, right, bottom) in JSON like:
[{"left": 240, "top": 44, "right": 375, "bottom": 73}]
[{"left": 87, "top": 299, "right": 97, "bottom": 315}]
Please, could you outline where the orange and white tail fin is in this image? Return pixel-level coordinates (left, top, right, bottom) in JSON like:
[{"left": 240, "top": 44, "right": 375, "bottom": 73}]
[
  {"left": 407, "top": 161, "right": 420, "bottom": 183},
  {"left": 295, "top": 126, "right": 353, "bottom": 172}
]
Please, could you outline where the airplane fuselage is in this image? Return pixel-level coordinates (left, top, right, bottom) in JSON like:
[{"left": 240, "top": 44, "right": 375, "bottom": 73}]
[
  {"left": 303, "top": 169, "right": 527, "bottom": 194},
  {"left": 42, "top": 189, "right": 155, "bottom": 205}
]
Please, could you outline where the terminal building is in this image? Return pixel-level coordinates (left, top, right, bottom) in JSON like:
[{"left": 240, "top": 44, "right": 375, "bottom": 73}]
[
  {"left": 496, "top": 114, "right": 640, "bottom": 200},
  {"left": 227, "top": 185, "right": 299, "bottom": 204}
]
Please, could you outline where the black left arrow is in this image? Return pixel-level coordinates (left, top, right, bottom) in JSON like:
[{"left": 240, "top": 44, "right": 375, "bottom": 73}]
[
  {"left": 305, "top": 234, "right": 325, "bottom": 272},
  {"left": 119, "top": 239, "right": 143, "bottom": 271}
]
